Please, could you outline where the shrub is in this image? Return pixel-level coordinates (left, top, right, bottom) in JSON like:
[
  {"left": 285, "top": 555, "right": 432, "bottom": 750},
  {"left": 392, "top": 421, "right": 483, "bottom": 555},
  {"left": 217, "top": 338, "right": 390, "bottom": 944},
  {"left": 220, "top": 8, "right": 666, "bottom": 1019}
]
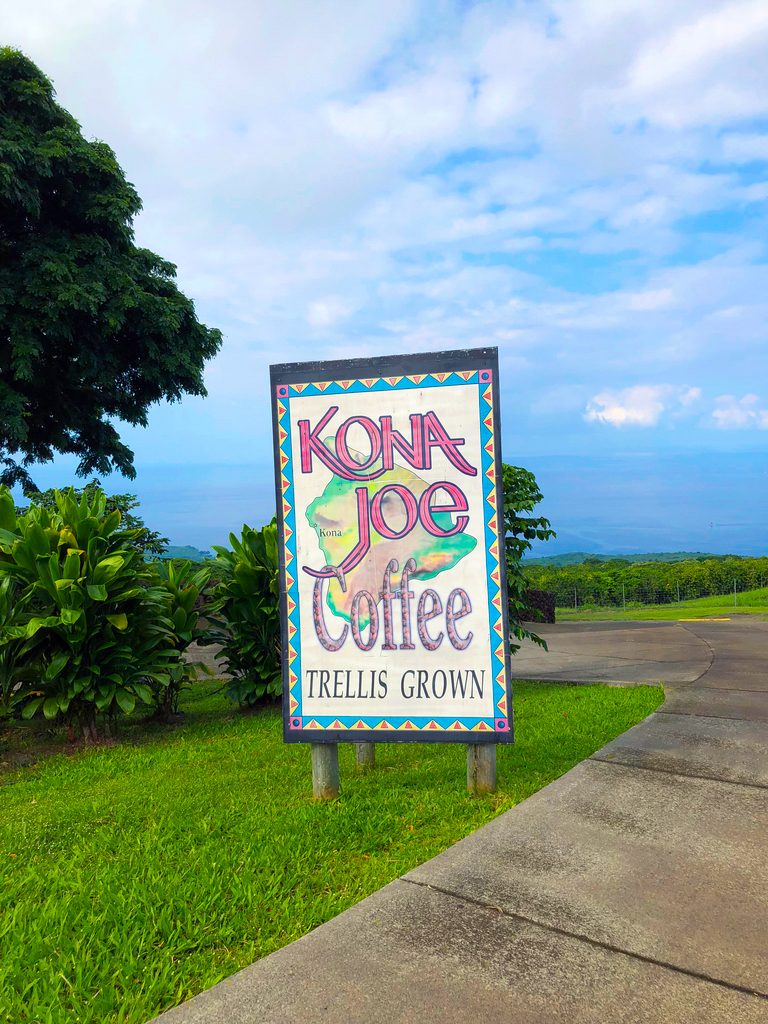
[
  {"left": 209, "top": 522, "right": 281, "bottom": 707},
  {"left": 0, "top": 485, "right": 177, "bottom": 740},
  {"left": 0, "top": 576, "right": 40, "bottom": 719},
  {"left": 151, "top": 559, "right": 212, "bottom": 720},
  {"left": 21, "top": 478, "right": 169, "bottom": 557}
]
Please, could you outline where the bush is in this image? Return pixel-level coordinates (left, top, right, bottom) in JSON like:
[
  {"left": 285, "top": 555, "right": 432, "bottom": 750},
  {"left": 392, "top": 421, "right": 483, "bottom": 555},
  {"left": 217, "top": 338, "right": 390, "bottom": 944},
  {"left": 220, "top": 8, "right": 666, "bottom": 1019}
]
[
  {"left": 0, "top": 485, "right": 178, "bottom": 740},
  {"left": 523, "top": 587, "right": 556, "bottom": 624},
  {"left": 209, "top": 522, "right": 281, "bottom": 707},
  {"left": 21, "top": 478, "right": 170, "bottom": 557},
  {"left": 151, "top": 559, "right": 212, "bottom": 719},
  {"left": 0, "top": 576, "right": 40, "bottom": 719}
]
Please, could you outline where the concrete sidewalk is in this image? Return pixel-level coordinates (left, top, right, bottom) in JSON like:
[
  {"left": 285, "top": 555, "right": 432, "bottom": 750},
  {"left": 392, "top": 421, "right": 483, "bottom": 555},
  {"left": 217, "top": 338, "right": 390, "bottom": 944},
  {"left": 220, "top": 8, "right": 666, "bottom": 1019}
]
[{"left": 152, "top": 620, "right": 768, "bottom": 1024}]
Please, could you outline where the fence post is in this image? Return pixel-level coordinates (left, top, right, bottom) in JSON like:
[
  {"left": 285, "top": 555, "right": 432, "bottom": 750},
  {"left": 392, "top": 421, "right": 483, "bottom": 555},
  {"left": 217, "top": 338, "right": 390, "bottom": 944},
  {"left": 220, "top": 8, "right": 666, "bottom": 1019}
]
[{"left": 311, "top": 743, "right": 340, "bottom": 799}]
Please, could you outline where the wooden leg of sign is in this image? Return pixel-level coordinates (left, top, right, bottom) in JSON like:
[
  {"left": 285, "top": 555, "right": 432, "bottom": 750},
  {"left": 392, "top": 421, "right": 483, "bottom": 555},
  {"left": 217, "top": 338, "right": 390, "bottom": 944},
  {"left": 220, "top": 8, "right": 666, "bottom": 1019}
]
[
  {"left": 354, "top": 742, "right": 375, "bottom": 770},
  {"left": 311, "top": 743, "right": 340, "bottom": 799},
  {"left": 467, "top": 744, "right": 496, "bottom": 795}
]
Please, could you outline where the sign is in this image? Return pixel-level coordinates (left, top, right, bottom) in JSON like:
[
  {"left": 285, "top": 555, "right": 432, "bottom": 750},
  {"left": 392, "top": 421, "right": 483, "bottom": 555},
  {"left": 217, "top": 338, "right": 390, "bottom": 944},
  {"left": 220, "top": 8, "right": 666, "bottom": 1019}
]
[{"left": 270, "top": 347, "right": 513, "bottom": 745}]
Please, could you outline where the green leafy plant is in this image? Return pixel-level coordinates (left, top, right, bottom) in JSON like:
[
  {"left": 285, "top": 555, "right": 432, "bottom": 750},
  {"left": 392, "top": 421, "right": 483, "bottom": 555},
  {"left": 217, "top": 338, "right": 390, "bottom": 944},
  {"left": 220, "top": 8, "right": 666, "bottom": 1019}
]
[
  {"left": 21, "top": 479, "right": 169, "bottom": 557},
  {"left": 0, "top": 485, "right": 176, "bottom": 740},
  {"left": 151, "top": 559, "right": 212, "bottom": 720},
  {"left": 0, "top": 576, "right": 41, "bottom": 720},
  {"left": 209, "top": 522, "right": 281, "bottom": 707},
  {"left": 501, "top": 464, "right": 556, "bottom": 651}
]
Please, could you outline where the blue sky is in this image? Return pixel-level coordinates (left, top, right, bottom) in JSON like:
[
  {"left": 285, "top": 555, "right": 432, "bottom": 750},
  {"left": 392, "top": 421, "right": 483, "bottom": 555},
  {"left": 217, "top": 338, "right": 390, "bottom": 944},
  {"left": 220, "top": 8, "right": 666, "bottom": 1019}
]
[{"left": 7, "top": 0, "right": 768, "bottom": 554}]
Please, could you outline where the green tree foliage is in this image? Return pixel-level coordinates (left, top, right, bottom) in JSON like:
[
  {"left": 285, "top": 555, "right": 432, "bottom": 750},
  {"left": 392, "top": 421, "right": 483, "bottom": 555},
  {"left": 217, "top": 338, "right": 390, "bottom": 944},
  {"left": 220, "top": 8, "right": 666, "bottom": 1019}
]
[
  {"left": 526, "top": 555, "right": 768, "bottom": 607},
  {"left": 501, "top": 464, "right": 556, "bottom": 648},
  {"left": 21, "top": 478, "right": 169, "bottom": 557},
  {"left": 502, "top": 464, "right": 556, "bottom": 563},
  {"left": 0, "top": 485, "right": 178, "bottom": 738},
  {"left": 209, "top": 523, "right": 281, "bottom": 707},
  {"left": 0, "top": 49, "right": 222, "bottom": 488}
]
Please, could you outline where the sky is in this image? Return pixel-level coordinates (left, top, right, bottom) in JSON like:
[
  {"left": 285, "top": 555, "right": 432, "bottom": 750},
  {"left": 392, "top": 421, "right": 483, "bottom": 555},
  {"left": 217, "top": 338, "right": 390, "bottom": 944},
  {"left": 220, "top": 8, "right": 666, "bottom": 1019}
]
[{"left": 5, "top": 0, "right": 768, "bottom": 555}]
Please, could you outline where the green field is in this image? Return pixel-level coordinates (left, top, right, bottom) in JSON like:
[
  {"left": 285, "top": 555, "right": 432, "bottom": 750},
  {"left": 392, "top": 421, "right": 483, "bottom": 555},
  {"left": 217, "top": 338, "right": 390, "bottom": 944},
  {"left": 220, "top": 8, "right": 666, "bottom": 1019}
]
[
  {"left": 558, "top": 586, "right": 768, "bottom": 621},
  {"left": 0, "top": 680, "right": 662, "bottom": 1024}
]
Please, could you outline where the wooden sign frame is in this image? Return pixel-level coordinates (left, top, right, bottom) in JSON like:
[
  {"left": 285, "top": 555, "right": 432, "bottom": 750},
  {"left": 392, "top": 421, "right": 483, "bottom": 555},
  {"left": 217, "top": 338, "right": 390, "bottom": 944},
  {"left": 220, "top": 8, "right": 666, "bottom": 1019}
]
[{"left": 270, "top": 347, "right": 513, "bottom": 747}]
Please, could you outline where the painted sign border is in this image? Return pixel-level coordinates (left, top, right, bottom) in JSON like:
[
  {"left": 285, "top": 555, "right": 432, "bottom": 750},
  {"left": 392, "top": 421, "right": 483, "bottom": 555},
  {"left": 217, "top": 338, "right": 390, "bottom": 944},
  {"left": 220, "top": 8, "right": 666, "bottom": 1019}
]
[{"left": 270, "top": 347, "right": 514, "bottom": 745}]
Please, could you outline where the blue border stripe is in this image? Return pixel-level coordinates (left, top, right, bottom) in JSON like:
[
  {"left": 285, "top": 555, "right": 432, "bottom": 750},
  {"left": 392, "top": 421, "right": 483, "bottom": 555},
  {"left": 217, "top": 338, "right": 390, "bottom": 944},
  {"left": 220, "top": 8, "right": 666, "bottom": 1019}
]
[{"left": 278, "top": 369, "right": 509, "bottom": 735}]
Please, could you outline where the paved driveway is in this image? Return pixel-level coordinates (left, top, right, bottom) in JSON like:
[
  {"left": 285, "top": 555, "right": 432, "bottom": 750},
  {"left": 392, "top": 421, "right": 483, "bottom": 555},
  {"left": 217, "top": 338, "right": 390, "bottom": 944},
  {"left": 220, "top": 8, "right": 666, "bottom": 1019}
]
[
  {"left": 154, "top": 618, "right": 768, "bottom": 1024},
  {"left": 512, "top": 618, "right": 767, "bottom": 716},
  {"left": 512, "top": 620, "right": 713, "bottom": 686}
]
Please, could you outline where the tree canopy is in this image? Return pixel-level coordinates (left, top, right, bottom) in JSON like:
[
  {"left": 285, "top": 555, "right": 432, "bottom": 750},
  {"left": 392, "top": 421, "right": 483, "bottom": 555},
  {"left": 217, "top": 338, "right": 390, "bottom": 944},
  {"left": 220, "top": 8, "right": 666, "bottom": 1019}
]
[
  {"left": 502, "top": 464, "right": 556, "bottom": 562},
  {"left": 502, "top": 463, "right": 556, "bottom": 646},
  {"left": 0, "top": 49, "right": 222, "bottom": 487}
]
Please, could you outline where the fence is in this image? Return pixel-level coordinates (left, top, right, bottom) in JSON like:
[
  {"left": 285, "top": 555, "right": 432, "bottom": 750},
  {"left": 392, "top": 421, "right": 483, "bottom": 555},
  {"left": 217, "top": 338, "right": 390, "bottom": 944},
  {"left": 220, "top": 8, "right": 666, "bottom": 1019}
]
[
  {"left": 522, "top": 557, "right": 768, "bottom": 610},
  {"left": 553, "top": 578, "right": 767, "bottom": 609}
]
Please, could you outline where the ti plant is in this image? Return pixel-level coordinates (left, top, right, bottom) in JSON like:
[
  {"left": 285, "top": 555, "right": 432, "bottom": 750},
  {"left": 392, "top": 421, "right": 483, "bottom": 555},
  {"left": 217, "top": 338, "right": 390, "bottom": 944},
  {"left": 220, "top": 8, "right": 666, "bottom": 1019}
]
[
  {"left": 209, "top": 521, "right": 282, "bottom": 707},
  {"left": 152, "top": 559, "right": 212, "bottom": 720},
  {"left": 0, "top": 577, "right": 40, "bottom": 720},
  {"left": 0, "top": 486, "right": 177, "bottom": 740}
]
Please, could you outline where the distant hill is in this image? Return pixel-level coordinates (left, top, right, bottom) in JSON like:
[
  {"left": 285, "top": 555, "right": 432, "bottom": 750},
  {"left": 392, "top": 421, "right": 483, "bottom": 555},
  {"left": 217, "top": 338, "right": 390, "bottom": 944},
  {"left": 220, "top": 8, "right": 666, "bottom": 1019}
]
[
  {"left": 524, "top": 551, "right": 724, "bottom": 567},
  {"left": 158, "top": 545, "right": 212, "bottom": 562}
]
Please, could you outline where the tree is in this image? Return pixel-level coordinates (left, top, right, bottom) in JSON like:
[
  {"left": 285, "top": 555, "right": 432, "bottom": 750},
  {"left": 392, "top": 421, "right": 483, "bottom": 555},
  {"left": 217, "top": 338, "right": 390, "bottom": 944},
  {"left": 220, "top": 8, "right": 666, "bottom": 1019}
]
[
  {"left": 20, "top": 478, "right": 169, "bottom": 557},
  {"left": 502, "top": 464, "right": 556, "bottom": 648},
  {"left": 0, "top": 49, "right": 222, "bottom": 488}
]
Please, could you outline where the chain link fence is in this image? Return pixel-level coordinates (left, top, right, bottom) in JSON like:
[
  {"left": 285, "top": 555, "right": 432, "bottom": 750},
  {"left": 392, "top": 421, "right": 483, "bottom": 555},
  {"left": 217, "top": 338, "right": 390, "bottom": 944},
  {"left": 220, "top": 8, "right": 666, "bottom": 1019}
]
[
  {"left": 524, "top": 560, "right": 768, "bottom": 610},
  {"left": 562, "top": 579, "right": 767, "bottom": 609}
]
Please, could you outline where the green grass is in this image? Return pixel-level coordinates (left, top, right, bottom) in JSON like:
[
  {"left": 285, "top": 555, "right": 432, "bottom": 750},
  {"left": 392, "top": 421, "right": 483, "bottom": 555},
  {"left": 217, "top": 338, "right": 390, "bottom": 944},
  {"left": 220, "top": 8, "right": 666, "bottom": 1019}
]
[
  {"left": 0, "top": 680, "right": 662, "bottom": 1024},
  {"left": 557, "top": 586, "right": 768, "bottom": 621}
]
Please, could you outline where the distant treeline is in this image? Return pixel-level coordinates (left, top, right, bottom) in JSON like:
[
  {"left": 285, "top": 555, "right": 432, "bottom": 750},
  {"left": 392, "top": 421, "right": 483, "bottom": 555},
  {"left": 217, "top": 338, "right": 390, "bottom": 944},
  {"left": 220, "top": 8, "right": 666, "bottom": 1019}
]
[
  {"left": 524, "top": 550, "right": 718, "bottom": 568},
  {"left": 159, "top": 545, "right": 212, "bottom": 562},
  {"left": 525, "top": 556, "right": 768, "bottom": 607}
]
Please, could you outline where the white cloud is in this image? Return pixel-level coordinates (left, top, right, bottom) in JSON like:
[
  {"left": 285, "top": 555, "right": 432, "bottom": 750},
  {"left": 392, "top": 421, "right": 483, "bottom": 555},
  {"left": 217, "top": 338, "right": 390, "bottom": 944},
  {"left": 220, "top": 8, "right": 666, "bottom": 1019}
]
[
  {"left": 625, "top": 287, "right": 675, "bottom": 312},
  {"left": 325, "top": 64, "right": 470, "bottom": 155},
  {"left": 679, "top": 387, "right": 702, "bottom": 406},
  {"left": 627, "top": 1, "right": 768, "bottom": 96},
  {"left": 4, "top": 0, "right": 768, "bottom": 463},
  {"left": 585, "top": 385, "right": 700, "bottom": 427},
  {"left": 307, "top": 297, "right": 354, "bottom": 329},
  {"left": 721, "top": 133, "right": 768, "bottom": 163},
  {"left": 622, "top": 0, "right": 768, "bottom": 127},
  {"left": 712, "top": 394, "right": 768, "bottom": 429}
]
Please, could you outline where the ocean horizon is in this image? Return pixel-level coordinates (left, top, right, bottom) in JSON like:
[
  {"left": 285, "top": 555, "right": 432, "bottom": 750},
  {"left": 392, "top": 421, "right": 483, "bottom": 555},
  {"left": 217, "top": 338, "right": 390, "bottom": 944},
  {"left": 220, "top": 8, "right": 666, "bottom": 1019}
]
[{"left": 14, "top": 450, "right": 766, "bottom": 558}]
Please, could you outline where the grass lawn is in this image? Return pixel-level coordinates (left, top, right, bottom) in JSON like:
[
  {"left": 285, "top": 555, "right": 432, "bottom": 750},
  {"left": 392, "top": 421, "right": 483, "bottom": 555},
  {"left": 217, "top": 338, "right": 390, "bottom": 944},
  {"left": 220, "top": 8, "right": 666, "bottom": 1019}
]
[
  {"left": 557, "top": 586, "right": 768, "bottom": 622},
  {"left": 1, "top": 679, "right": 662, "bottom": 1024}
]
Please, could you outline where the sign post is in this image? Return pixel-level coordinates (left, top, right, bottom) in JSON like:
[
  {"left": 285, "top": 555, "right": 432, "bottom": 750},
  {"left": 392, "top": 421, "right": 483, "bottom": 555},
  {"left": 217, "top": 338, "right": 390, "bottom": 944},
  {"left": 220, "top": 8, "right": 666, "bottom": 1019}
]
[
  {"left": 270, "top": 347, "right": 513, "bottom": 797},
  {"left": 354, "top": 742, "right": 375, "bottom": 770}
]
